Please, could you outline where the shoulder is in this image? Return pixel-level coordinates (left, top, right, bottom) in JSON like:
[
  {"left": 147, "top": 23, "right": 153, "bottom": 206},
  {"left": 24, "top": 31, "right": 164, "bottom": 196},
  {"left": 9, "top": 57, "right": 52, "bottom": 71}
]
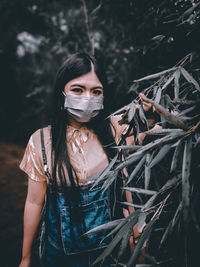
[{"left": 29, "top": 125, "right": 51, "bottom": 153}]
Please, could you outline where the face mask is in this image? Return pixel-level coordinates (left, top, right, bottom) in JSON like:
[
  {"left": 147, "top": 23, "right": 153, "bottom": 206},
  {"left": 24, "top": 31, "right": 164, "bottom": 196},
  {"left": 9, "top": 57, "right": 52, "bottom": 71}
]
[{"left": 63, "top": 93, "right": 104, "bottom": 122}]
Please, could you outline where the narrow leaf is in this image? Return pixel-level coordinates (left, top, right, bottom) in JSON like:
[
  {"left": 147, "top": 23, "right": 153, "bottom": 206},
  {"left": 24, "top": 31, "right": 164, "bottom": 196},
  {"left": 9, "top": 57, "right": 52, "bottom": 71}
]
[
  {"left": 92, "top": 210, "right": 140, "bottom": 266},
  {"left": 126, "top": 155, "right": 146, "bottom": 185},
  {"left": 139, "top": 93, "right": 188, "bottom": 131},
  {"left": 154, "top": 87, "right": 162, "bottom": 104},
  {"left": 83, "top": 219, "right": 125, "bottom": 236},
  {"left": 170, "top": 140, "right": 183, "bottom": 173},
  {"left": 128, "top": 102, "right": 137, "bottom": 122},
  {"left": 137, "top": 212, "right": 147, "bottom": 232},
  {"left": 90, "top": 153, "right": 118, "bottom": 189},
  {"left": 127, "top": 218, "right": 158, "bottom": 267},
  {"left": 174, "top": 69, "right": 180, "bottom": 99},
  {"left": 122, "top": 187, "right": 157, "bottom": 196},
  {"left": 182, "top": 137, "right": 192, "bottom": 222},
  {"left": 145, "top": 153, "right": 151, "bottom": 189},
  {"left": 180, "top": 67, "right": 200, "bottom": 91},
  {"left": 149, "top": 144, "right": 171, "bottom": 169},
  {"left": 133, "top": 67, "right": 177, "bottom": 82}
]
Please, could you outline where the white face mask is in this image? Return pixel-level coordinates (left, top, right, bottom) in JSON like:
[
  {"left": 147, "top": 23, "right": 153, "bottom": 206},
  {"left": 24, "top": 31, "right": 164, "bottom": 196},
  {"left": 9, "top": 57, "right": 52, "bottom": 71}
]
[{"left": 63, "top": 93, "right": 104, "bottom": 122}]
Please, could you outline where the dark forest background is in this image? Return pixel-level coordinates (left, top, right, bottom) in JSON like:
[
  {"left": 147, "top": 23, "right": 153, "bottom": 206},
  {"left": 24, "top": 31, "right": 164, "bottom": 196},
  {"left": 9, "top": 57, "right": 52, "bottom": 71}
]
[
  {"left": 1, "top": 0, "right": 200, "bottom": 145},
  {"left": 0, "top": 0, "right": 200, "bottom": 266}
]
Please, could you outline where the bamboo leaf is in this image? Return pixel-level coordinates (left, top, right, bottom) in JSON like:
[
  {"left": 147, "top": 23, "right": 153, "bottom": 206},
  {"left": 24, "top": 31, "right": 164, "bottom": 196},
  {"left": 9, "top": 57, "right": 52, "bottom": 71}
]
[
  {"left": 139, "top": 104, "right": 148, "bottom": 127},
  {"left": 171, "top": 202, "right": 182, "bottom": 229},
  {"left": 100, "top": 217, "right": 127, "bottom": 244},
  {"left": 145, "top": 129, "right": 184, "bottom": 136},
  {"left": 137, "top": 212, "right": 147, "bottom": 232},
  {"left": 145, "top": 153, "right": 151, "bottom": 189},
  {"left": 133, "top": 67, "right": 177, "bottom": 82},
  {"left": 107, "top": 103, "right": 130, "bottom": 118},
  {"left": 170, "top": 140, "right": 183, "bottom": 173},
  {"left": 102, "top": 170, "right": 119, "bottom": 192},
  {"left": 92, "top": 210, "right": 140, "bottom": 266},
  {"left": 139, "top": 93, "right": 188, "bottom": 131},
  {"left": 118, "top": 224, "right": 133, "bottom": 260},
  {"left": 142, "top": 194, "right": 158, "bottom": 211},
  {"left": 149, "top": 144, "right": 171, "bottom": 169},
  {"left": 161, "top": 73, "right": 176, "bottom": 91},
  {"left": 90, "top": 153, "right": 118, "bottom": 189},
  {"left": 160, "top": 220, "right": 173, "bottom": 246},
  {"left": 174, "top": 69, "right": 181, "bottom": 99},
  {"left": 122, "top": 187, "right": 157, "bottom": 195},
  {"left": 160, "top": 174, "right": 182, "bottom": 192},
  {"left": 164, "top": 94, "right": 176, "bottom": 110},
  {"left": 120, "top": 202, "right": 144, "bottom": 209},
  {"left": 126, "top": 155, "right": 146, "bottom": 185},
  {"left": 180, "top": 67, "right": 200, "bottom": 91},
  {"left": 182, "top": 137, "right": 192, "bottom": 222},
  {"left": 112, "top": 145, "right": 142, "bottom": 150},
  {"left": 128, "top": 101, "right": 137, "bottom": 122},
  {"left": 154, "top": 87, "right": 162, "bottom": 104},
  {"left": 127, "top": 218, "right": 158, "bottom": 267},
  {"left": 83, "top": 219, "right": 125, "bottom": 236}
]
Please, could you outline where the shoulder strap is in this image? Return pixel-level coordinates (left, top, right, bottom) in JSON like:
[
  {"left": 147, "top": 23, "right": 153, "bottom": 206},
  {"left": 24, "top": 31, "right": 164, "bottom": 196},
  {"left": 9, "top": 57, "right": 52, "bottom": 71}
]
[{"left": 40, "top": 128, "right": 51, "bottom": 182}]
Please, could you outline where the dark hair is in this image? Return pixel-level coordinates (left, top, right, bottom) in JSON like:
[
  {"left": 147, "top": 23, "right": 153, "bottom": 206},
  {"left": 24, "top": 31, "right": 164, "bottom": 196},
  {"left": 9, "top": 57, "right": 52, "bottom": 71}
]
[{"left": 50, "top": 53, "right": 117, "bottom": 239}]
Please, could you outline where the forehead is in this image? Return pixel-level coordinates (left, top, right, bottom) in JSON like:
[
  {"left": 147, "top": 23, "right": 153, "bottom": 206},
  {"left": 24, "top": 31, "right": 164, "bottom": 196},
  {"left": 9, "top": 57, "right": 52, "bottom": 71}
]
[{"left": 64, "top": 70, "right": 103, "bottom": 89}]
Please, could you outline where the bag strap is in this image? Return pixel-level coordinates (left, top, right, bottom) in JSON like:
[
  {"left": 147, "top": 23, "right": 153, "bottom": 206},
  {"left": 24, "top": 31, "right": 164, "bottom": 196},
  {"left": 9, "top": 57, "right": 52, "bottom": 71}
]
[{"left": 40, "top": 128, "right": 51, "bottom": 182}]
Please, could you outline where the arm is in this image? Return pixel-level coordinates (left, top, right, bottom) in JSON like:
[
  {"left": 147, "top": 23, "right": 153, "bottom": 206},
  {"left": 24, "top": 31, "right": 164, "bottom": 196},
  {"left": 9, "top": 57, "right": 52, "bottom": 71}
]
[{"left": 19, "top": 178, "right": 47, "bottom": 267}]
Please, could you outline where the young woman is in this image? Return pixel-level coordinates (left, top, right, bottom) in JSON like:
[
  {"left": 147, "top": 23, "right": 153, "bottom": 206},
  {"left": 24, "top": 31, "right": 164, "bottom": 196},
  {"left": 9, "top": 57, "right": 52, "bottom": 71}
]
[{"left": 18, "top": 53, "right": 137, "bottom": 267}]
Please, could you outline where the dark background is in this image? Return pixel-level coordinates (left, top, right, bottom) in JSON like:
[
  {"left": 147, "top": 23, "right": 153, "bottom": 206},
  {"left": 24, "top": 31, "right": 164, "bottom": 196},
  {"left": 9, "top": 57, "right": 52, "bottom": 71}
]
[{"left": 0, "top": 0, "right": 200, "bottom": 266}]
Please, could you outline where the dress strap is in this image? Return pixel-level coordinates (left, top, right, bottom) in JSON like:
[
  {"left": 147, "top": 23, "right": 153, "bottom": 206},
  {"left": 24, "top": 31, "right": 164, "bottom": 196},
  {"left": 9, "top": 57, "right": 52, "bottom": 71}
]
[{"left": 40, "top": 128, "right": 51, "bottom": 182}]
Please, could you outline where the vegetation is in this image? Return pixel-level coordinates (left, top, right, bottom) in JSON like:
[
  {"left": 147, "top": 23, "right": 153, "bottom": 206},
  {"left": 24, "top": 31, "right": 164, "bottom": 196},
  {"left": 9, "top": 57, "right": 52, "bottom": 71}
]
[{"left": 1, "top": 0, "right": 200, "bottom": 266}]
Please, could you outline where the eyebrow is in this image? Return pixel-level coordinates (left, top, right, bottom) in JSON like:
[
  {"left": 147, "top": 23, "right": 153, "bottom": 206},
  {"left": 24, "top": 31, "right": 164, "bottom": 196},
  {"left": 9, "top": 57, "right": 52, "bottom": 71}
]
[{"left": 70, "top": 84, "right": 103, "bottom": 90}]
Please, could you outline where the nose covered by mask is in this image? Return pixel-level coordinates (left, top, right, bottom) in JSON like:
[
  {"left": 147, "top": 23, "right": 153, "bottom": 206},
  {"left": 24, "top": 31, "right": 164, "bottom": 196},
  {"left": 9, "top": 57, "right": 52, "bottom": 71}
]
[{"left": 63, "top": 93, "right": 104, "bottom": 122}]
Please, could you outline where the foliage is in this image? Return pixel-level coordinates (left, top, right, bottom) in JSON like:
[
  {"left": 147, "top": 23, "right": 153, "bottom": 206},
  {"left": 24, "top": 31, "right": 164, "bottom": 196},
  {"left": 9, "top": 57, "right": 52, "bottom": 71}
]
[
  {"left": 1, "top": 0, "right": 200, "bottom": 143},
  {"left": 85, "top": 58, "right": 200, "bottom": 266}
]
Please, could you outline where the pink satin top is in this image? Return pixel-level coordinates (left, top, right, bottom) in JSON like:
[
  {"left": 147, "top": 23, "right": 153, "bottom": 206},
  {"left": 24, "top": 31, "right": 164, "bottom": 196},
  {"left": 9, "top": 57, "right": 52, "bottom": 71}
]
[{"left": 19, "top": 116, "right": 130, "bottom": 185}]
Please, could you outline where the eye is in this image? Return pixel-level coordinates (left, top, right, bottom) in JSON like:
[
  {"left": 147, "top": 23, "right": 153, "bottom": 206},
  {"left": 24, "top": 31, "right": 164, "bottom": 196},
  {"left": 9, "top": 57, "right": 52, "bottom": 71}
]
[
  {"left": 71, "top": 88, "right": 83, "bottom": 94},
  {"left": 93, "top": 89, "right": 103, "bottom": 96}
]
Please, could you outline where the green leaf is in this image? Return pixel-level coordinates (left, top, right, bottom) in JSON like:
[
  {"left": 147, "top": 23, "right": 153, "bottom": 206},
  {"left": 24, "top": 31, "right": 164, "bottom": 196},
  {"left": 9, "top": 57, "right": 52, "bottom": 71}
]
[
  {"left": 140, "top": 94, "right": 189, "bottom": 130},
  {"left": 90, "top": 153, "right": 118, "bottom": 189},
  {"left": 117, "top": 224, "right": 133, "bottom": 260},
  {"left": 112, "top": 145, "right": 142, "bottom": 150},
  {"left": 137, "top": 212, "right": 147, "bottom": 232},
  {"left": 170, "top": 140, "right": 183, "bottom": 173},
  {"left": 125, "top": 155, "right": 146, "bottom": 185},
  {"left": 149, "top": 144, "right": 171, "bottom": 169},
  {"left": 120, "top": 202, "right": 144, "bottom": 209},
  {"left": 92, "top": 210, "right": 140, "bottom": 266},
  {"left": 139, "top": 104, "right": 148, "bottom": 127},
  {"left": 174, "top": 69, "right": 181, "bottom": 99},
  {"left": 182, "top": 137, "right": 192, "bottom": 222},
  {"left": 154, "top": 87, "right": 162, "bottom": 104},
  {"left": 161, "top": 73, "right": 176, "bottom": 91},
  {"left": 180, "top": 67, "right": 200, "bottom": 91},
  {"left": 160, "top": 220, "right": 173, "bottom": 246},
  {"left": 133, "top": 67, "right": 177, "bottom": 82},
  {"left": 145, "top": 129, "right": 184, "bottom": 136},
  {"left": 83, "top": 219, "right": 125, "bottom": 236},
  {"left": 127, "top": 218, "right": 158, "bottom": 267},
  {"left": 142, "top": 194, "right": 158, "bottom": 211},
  {"left": 145, "top": 153, "right": 151, "bottom": 189},
  {"left": 102, "top": 169, "right": 119, "bottom": 192},
  {"left": 122, "top": 187, "right": 157, "bottom": 195},
  {"left": 128, "top": 101, "right": 137, "bottom": 122}
]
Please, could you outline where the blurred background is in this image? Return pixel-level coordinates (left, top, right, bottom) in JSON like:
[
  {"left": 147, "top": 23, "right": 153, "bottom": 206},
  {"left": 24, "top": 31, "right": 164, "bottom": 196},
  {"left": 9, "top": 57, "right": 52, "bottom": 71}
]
[{"left": 0, "top": 0, "right": 200, "bottom": 266}]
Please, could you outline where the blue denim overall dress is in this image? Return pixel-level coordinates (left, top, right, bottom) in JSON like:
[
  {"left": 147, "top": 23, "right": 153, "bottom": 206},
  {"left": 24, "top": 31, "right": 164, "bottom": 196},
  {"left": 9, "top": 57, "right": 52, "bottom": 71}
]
[{"left": 39, "top": 129, "right": 112, "bottom": 267}]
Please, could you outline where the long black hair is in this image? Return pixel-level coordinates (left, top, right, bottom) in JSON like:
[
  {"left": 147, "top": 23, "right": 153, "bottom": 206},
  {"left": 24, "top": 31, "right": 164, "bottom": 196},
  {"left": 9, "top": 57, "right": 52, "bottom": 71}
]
[{"left": 49, "top": 53, "right": 119, "bottom": 241}]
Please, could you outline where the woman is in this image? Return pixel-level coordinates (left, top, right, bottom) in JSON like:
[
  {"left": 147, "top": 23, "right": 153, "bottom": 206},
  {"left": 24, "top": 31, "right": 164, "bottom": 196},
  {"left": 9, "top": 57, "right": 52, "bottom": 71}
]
[{"left": 19, "top": 53, "right": 135, "bottom": 267}]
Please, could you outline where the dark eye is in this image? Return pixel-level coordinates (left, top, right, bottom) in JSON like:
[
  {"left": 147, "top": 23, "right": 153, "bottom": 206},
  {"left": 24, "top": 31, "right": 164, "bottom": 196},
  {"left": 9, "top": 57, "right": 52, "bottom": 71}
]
[
  {"left": 93, "top": 89, "right": 103, "bottom": 96},
  {"left": 71, "top": 88, "right": 83, "bottom": 94}
]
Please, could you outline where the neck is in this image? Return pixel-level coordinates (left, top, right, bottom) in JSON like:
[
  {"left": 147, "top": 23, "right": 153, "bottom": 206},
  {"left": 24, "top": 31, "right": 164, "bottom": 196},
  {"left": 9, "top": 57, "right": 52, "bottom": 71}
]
[{"left": 68, "top": 115, "right": 84, "bottom": 129}]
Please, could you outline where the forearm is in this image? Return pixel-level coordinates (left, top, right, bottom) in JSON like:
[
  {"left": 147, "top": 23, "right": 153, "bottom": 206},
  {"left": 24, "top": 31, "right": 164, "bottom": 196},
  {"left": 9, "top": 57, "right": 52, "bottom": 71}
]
[{"left": 22, "top": 199, "right": 44, "bottom": 260}]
